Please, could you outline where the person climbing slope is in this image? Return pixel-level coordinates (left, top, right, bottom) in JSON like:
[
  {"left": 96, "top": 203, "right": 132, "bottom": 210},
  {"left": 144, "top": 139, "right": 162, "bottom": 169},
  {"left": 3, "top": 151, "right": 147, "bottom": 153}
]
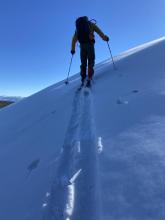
[{"left": 71, "top": 16, "right": 109, "bottom": 87}]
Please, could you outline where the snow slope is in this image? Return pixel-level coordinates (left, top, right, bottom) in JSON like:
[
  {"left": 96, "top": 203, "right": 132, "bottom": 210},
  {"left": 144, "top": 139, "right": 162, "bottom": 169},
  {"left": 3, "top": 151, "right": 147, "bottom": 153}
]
[{"left": 0, "top": 37, "right": 165, "bottom": 220}]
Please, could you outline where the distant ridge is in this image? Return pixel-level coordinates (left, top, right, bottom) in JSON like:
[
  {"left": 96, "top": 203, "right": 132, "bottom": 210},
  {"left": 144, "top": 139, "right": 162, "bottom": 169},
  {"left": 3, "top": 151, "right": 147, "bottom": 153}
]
[
  {"left": 0, "top": 100, "right": 14, "bottom": 108},
  {"left": 0, "top": 96, "right": 23, "bottom": 102}
]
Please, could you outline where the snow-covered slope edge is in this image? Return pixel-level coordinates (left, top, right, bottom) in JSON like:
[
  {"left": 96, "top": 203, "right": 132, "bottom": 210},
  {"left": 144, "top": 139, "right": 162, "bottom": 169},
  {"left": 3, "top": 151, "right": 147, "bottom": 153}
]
[{"left": 0, "top": 37, "right": 165, "bottom": 220}]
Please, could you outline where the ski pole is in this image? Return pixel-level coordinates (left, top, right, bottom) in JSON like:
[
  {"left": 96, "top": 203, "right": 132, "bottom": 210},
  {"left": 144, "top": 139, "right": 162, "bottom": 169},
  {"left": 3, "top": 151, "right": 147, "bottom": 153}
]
[
  {"left": 65, "top": 55, "right": 73, "bottom": 84},
  {"left": 107, "top": 42, "right": 117, "bottom": 70}
]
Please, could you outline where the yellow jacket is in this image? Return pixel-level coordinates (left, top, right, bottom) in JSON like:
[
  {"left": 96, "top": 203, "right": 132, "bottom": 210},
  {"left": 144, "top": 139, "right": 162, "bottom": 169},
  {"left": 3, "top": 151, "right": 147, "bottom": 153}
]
[{"left": 71, "top": 22, "right": 108, "bottom": 51}]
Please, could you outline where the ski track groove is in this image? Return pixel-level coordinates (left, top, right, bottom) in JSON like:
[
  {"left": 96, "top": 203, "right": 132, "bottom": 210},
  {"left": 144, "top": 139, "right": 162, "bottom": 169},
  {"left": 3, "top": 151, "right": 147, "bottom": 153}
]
[
  {"left": 43, "top": 87, "right": 101, "bottom": 220},
  {"left": 72, "top": 88, "right": 101, "bottom": 220}
]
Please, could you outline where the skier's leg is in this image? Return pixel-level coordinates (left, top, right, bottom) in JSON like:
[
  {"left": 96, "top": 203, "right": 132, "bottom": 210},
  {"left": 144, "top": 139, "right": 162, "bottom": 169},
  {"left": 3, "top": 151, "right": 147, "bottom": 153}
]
[
  {"left": 87, "top": 43, "right": 95, "bottom": 80},
  {"left": 88, "top": 64, "right": 94, "bottom": 80},
  {"left": 80, "top": 44, "right": 88, "bottom": 83}
]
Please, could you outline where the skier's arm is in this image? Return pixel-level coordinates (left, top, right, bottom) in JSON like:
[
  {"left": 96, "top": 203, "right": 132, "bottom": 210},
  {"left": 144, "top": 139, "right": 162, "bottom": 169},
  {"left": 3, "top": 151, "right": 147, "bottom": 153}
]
[
  {"left": 71, "top": 32, "right": 78, "bottom": 52},
  {"left": 93, "top": 23, "right": 109, "bottom": 41}
]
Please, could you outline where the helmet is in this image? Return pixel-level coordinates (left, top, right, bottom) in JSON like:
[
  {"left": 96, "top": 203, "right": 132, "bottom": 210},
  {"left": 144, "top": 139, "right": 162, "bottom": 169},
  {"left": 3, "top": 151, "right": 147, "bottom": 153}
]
[
  {"left": 76, "top": 16, "right": 88, "bottom": 22},
  {"left": 83, "top": 16, "right": 88, "bottom": 21}
]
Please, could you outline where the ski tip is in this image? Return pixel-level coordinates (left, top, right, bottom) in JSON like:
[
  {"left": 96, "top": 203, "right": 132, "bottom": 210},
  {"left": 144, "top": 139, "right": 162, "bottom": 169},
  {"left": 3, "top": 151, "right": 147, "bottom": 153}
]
[{"left": 85, "top": 80, "right": 92, "bottom": 88}]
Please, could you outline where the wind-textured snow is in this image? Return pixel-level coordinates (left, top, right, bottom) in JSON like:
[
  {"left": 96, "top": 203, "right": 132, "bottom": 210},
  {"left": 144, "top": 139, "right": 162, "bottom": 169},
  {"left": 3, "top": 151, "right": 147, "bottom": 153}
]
[{"left": 0, "top": 37, "right": 165, "bottom": 220}]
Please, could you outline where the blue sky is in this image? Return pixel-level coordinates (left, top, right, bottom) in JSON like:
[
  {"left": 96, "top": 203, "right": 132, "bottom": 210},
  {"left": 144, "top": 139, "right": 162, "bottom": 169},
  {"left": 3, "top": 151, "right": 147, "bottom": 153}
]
[{"left": 0, "top": 0, "right": 164, "bottom": 97}]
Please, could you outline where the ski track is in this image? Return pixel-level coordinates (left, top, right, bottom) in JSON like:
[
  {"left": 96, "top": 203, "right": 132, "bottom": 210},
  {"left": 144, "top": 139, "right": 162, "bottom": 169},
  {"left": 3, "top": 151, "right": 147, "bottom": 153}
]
[{"left": 44, "top": 87, "right": 100, "bottom": 220}]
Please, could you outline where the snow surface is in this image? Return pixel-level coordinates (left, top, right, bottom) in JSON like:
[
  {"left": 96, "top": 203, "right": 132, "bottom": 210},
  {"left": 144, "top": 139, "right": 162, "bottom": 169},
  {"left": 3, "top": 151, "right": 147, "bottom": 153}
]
[{"left": 0, "top": 37, "right": 165, "bottom": 220}]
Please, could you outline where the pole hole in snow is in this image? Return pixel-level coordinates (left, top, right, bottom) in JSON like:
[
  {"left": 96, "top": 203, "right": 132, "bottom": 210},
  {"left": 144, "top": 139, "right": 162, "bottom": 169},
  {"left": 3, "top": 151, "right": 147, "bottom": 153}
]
[
  {"left": 116, "top": 99, "right": 128, "bottom": 105},
  {"left": 46, "top": 192, "right": 50, "bottom": 197},
  {"left": 97, "top": 137, "right": 103, "bottom": 154},
  {"left": 27, "top": 159, "right": 40, "bottom": 178},
  {"left": 51, "top": 110, "right": 56, "bottom": 114},
  {"left": 74, "top": 141, "right": 81, "bottom": 153},
  {"left": 27, "top": 158, "right": 40, "bottom": 171},
  {"left": 42, "top": 203, "right": 47, "bottom": 208},
  {"left": 132, "top": 89, "right": 139, "bottom": 93}
]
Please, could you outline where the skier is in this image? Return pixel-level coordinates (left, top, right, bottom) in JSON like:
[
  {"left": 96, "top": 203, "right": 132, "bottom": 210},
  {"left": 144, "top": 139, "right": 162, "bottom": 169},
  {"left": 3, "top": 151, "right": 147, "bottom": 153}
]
[{"left": 71, "top": 16, "right": 109, "bottom": 87}]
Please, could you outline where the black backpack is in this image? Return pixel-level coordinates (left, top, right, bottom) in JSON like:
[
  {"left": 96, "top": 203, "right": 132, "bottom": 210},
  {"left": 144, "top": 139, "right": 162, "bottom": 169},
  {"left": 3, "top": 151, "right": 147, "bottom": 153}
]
[{"left": 76, "top": 16, "right": 90, "bottom": 43}]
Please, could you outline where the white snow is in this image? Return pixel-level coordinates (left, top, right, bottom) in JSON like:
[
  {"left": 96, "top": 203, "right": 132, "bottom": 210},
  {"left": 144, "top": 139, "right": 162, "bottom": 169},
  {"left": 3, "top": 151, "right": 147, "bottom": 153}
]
[{"left": 0, "top": 37, "right": 165, "bottom": 220}]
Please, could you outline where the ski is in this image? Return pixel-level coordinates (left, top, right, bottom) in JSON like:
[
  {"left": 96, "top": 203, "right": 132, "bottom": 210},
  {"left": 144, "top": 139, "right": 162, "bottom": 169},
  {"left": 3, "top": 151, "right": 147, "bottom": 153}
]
[
  {"left": 83, "top": 80, "right": 92, "bottom": 96},
  {"left": 76, "top": 82, "right": 85, "bottom": 92},
  {"left": 76, "top": 79, "right": 92, "bottom": 93},
  {"left": 85, "top": 80, "right": 92, "bottom": 88}
]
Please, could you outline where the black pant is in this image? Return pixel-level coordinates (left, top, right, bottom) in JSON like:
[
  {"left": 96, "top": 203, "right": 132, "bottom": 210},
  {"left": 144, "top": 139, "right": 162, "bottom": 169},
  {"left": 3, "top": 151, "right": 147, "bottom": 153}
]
[{"left": 80, "top": 43, "right": 95, "bottom": 81}]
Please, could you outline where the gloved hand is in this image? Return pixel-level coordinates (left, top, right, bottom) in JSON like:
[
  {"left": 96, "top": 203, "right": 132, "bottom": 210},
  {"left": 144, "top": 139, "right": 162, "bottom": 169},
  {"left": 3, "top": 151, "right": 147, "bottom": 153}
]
[
  {"left": 71, "top": 50, "right": 75, "bottom": 55},
  {"left": 103, "top": 35, "right": 109, "bottom": 42}
]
